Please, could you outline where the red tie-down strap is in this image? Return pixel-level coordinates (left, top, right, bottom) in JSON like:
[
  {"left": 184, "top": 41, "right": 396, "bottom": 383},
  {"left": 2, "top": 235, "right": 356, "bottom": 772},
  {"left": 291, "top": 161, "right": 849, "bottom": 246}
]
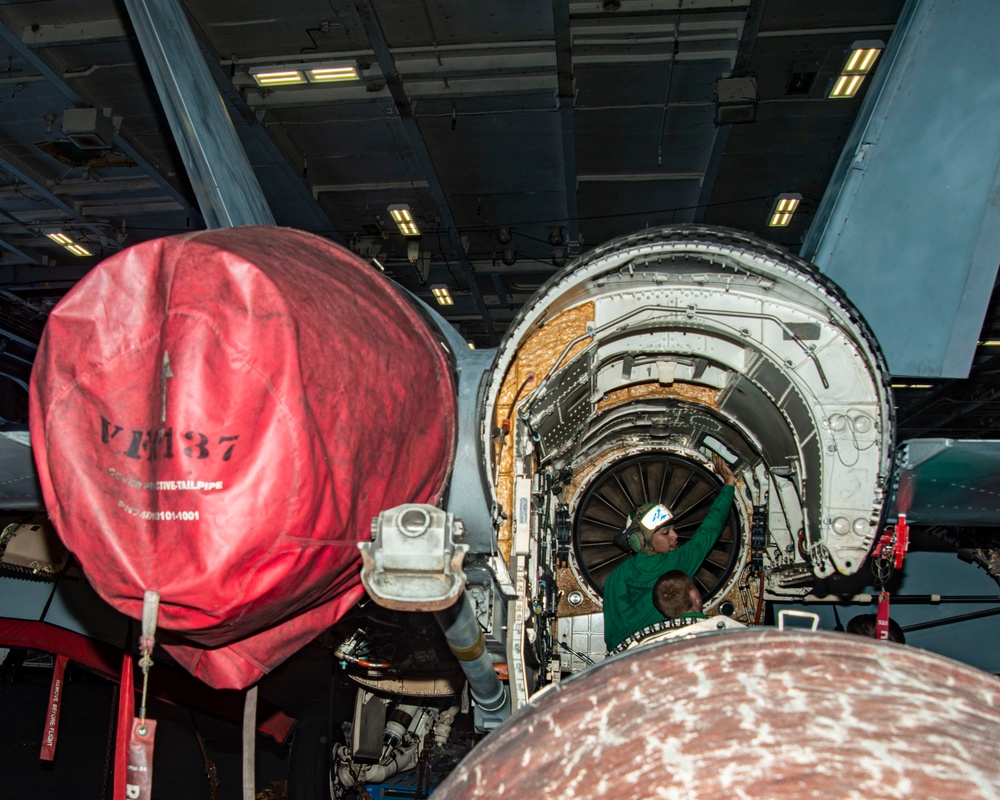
[
  {"left": 0, "top": 618, "right": 295, "bottom": 743},
  {"left": 114, "top": 654, "right": 134, "bottom": 800},
  {"left": 876, "top": 590, "right": 892, "bottom": 641},
  {"left": 39, "top": 654, "right": 68, "bottom": 761}
]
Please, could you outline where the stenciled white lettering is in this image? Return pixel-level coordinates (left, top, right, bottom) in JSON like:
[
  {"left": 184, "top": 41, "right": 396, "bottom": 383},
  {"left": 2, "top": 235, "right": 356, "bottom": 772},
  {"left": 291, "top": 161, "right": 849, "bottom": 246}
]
[
  {"left": 107, "top": 467, "right": 143, "bottom": 489},
  {"left": 146, "top": 480, "right": 224, "bottom": 491},
  {"left": 116, "top": 500, "right": 200, "bottom": 522}
]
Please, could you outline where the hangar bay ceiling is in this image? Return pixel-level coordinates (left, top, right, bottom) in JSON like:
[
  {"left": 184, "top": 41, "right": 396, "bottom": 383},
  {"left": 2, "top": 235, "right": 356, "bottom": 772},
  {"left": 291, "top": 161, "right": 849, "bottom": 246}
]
[
  {"left": 0, "top": 0, "right": 997, "bottom": 439},
  {"left": 5, "top": 5, "right": 1000, "bottom": 796}
]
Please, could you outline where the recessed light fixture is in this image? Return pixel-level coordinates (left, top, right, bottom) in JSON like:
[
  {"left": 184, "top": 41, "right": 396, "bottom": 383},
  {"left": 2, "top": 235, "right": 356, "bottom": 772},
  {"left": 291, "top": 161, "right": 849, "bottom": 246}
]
[
  {"left": 306, "top": 65, "right": 359, "bottom": 83},
  {"left": 388, "top": 204, "right": 420, "bottom": 237},
  {"left": 468, "top": 342, "right": 476, "bottom": 350},
  {"left": 829, "top": 41, "right": 883, "bottom": 99},
  {"left": 47, "top": 231, "right": 92, "bottom": 256},
  {"left": 431, "top": 285, "right": 454, "bottom": 306},
  {"left": 768, "top": 193, "right": 802, "bottom": 227},
  {"left": 249, "top": 62, "right": 359, "bottom": 88}
]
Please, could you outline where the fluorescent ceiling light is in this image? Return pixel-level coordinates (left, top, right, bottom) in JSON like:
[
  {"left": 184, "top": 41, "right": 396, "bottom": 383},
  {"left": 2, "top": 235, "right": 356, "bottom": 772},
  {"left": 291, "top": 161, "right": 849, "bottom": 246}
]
[
  {"left": 250, "top": 62, "right": 358, "bottom": 88},
  {"left": 431, "top": 285, "right": 454, "bottom": 306},
  {"left": 388, "top": 204, "right": 421, "bottom": 237},
  {"left": 768, "top": 193, "right": 801, "bottom": 227},
  {"left": 844, "top": 44, "right": 883, "bottom": 74},
  {"left": 47, "top": 231, "right": 92, "bottom": 256},
  {"left": 371, "top": 257, "right": 385, "bottom": 272},
  {"left": 306, "top": 66, "right": 359, "bottom": 83},
  {"left": 829, "top": 74, "right": 865, "bottom": 99},
  {"left": 468, "top": 342, "right": 476, "bottom": 349},
  {"left": 829, "top": 41, "right": 883, "bottom": 99},
  {"left": 979, "top": 339, "right": 1000, "bottom": 346},
  {"left": 251, "top": 69, "right": 306, "bottom": 87}
]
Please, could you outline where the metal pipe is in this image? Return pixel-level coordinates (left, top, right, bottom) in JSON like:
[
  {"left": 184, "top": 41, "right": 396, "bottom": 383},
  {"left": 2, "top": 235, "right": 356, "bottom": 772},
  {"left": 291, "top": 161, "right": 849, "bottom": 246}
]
[
  {"left": 800, "top": 594, "right": 1000, "bottom": 605},
  {"left": 434, "top": 594, "right": 506, "bottom": 713},
  {"left": 900, "top": 605, "right": 1000, "bottom": 633}
]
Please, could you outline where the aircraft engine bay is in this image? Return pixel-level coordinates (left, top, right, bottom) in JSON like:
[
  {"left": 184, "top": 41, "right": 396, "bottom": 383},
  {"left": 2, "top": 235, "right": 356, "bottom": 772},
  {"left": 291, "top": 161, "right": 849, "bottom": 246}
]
[{"left": 481, "top": 226, "right": 895, "bottom": 685}]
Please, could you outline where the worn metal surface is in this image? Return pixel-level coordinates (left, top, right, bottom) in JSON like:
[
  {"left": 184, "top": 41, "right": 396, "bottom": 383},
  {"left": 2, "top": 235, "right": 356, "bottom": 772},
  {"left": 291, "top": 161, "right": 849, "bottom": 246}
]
[
  {"left": 891, "top": 438, "right": 1000, "bottom": 525},
  {"left": 0, "top": 430, "right": 39, "bottom": 510},
  {"left": 123, "top": 0, "right": 274, "bottom": 228},
  {"left": 359, "top": 504, "right": 469, "bottom": 611},
  {"left": 436, "top": 629, "right": 1000, "bottom": 799},
  {"left": 802, "top": 0, "right": 1000, "bottom": 378}
]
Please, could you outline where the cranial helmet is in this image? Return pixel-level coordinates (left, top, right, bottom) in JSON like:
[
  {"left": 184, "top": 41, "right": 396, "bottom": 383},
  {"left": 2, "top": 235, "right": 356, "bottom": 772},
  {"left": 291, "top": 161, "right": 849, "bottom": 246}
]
[{"left": 614, "top": 502, "right": 674, "bottom": 553}]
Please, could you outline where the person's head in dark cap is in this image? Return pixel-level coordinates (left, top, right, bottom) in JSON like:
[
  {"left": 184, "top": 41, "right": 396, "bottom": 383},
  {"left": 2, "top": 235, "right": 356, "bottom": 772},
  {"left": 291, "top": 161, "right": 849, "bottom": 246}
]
[{"left": 845, "top": 613, "right": 906, "bottom": 644}]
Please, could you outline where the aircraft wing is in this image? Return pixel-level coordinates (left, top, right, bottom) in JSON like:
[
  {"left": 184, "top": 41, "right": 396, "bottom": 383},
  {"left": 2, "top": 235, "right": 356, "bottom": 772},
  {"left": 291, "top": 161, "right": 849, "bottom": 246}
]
[
  {"left": 890, "top": 438, "right": 1000, "bottom": 526},
  {"left": 0, "top": 429, "right": 40, "bottom": 511}
]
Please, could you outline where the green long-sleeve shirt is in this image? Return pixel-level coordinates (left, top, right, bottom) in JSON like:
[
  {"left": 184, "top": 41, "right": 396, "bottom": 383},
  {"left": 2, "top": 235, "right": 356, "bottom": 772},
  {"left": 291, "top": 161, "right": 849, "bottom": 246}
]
[{"left": 601, "top": 484, "right": 735, "bottom": 651}]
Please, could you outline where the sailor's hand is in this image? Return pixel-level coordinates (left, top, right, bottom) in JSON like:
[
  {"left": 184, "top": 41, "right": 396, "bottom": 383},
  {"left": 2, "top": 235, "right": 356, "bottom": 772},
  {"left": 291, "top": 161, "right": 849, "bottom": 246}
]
[{"left": 713, "top": 453, "right": 737, "bottom": 486}]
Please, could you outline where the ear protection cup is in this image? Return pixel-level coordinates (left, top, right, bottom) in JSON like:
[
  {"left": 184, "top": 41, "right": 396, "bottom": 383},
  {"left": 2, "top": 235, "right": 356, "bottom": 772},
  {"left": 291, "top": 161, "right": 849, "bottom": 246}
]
[{"left": 616, "top": 502, "right": 672, "bottom": 553}]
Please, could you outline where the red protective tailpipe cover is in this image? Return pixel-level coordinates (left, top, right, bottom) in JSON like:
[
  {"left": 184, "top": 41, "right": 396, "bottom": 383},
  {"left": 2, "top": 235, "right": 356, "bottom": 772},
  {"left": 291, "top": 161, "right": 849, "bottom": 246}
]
[{"left": 30, "top": 226, "right": 457, "bottom": 689}]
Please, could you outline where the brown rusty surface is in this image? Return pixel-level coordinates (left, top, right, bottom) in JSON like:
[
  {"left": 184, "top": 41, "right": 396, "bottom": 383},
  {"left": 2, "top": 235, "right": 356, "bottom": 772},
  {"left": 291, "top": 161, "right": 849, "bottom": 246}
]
[
  {"left": 493, "top": 302, "right": 595, "bottom": 562},
  {"left": 596, "top": 381, "right": 720, "bottom": 414},
  {"left": 555, "top": 566, "right": 600, "bottom": 617},
  {"left": 723, "top": 571, "right": 763, "bottom": 624},
  {"left": 435, "top": 630, "right": 1000, "bottom": 799}
]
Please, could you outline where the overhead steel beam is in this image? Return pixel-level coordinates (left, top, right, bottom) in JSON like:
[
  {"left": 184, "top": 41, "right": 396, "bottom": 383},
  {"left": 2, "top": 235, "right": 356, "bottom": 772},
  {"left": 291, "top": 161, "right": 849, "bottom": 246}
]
[
  {"left": 895, "top": 353, "right": 1000, "bottom": 434},
  {"left": 693, "top": 0, "right": 760, "bottom": 224},
  {"left": 122, "top": 0, "right": 274, "bottom": 228},
  {"left": 0, "top": 144, "right": 116, "bottom": 248},
  {"left": 552, "top": 0, "right": 579, "bottom": 252},
  {"left": 0, "top": 263, "right": 89, "bottom": 282},
  {"left": 0, "top": 209, "right": 40, "bottom": 265},
  {"left": 194, "top": 36, "right": 342, "bottom": 240},
  {"left": 0, "top": 243, "right": 32, "bottom": 263},
  {"left": 19, "top": 17, "right": 130, "bottom": 47},
  {"left": 0, "top": 324, "right": 38, "bottom": 351},
  {"left": 354, "top": 0, "right": 497, "bottom": 344},
  {"left": 0, "top": 10, "right": 201, "bottom": 228}
]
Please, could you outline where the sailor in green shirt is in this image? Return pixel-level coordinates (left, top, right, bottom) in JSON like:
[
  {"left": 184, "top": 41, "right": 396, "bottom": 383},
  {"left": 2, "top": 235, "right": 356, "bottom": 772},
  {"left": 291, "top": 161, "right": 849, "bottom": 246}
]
[{"left": 601, "top": 454, "right": 737, "bottom": 651}]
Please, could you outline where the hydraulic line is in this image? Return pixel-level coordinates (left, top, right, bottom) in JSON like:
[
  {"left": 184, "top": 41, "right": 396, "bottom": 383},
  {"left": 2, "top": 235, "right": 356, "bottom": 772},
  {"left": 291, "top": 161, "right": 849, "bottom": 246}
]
[{"left": 434, "top": 594, "right": 506, "bottom": 713}]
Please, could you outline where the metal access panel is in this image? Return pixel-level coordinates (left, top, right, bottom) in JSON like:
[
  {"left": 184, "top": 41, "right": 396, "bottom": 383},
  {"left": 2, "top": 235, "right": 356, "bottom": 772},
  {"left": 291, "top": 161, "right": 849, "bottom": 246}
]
[{"left": 802, "top": 0, "right": 1000, "bottom": 379}]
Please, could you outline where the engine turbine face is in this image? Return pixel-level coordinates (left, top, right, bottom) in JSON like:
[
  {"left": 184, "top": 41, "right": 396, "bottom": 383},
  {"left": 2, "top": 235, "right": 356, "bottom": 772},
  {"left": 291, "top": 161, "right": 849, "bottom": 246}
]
[
  {"left": 483, "top": 226, "right": 893, "bottom": 622},
  {"left": 572, "top": 450, "right": 742, "bottom": 601}
]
